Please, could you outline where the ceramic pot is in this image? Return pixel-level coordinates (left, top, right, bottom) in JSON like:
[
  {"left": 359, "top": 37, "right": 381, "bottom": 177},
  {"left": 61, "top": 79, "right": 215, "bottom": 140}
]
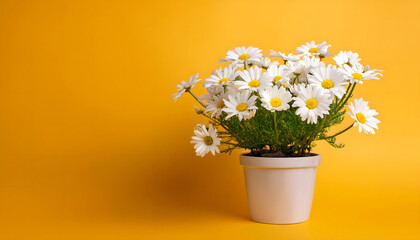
[{"left": 240, "top": 153, "right": 321, "bottom": 224}]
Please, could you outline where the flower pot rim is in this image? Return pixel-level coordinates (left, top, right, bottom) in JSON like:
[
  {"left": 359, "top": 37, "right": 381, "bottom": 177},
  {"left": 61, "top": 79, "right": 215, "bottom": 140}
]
[{"left": 240, "top": 153, "right": 321, "bottom": 169}]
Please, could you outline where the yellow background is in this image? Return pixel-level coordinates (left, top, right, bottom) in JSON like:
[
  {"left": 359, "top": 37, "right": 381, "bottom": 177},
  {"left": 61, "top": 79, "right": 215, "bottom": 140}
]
[{"left": 1, "top": 0, "right": 419, "bottom": 239}]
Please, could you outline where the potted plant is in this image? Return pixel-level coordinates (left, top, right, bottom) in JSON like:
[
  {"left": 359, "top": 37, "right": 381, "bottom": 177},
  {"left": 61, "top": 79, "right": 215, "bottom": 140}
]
[{"left": 172, "top": 41, "right": 382, "bottom": 224}]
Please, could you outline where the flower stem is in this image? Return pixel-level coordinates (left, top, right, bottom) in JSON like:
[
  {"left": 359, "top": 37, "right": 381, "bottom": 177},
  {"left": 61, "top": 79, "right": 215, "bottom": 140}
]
[
  {"left": 188, "top": 90, "right": 206, "bottom": 108},
  {"left": 328, "top": 122, "right": 355, "bottom": 138},
  {"left": 273, "top": 111, "right": 278, "bottom": 135},
  {"left": 273, "top": 111, "right": 281, "bottom": 145},
  {"left": 244, "top": 60, "right": 247, "bottom": 70},
  {"left": 337, "top": 82, "right": 357, "bottom": 111}
]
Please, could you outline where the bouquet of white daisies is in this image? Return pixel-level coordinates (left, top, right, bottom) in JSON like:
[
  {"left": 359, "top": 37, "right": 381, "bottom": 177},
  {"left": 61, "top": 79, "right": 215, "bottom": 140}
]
[{"left": 172, "top": 41, "right": 382, "bottom": 157}]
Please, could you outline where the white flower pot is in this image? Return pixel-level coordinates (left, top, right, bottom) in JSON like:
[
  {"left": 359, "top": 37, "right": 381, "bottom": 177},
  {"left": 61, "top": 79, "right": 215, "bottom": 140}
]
[{"left": 240, "top": 153, "right": 321, "bottom": 224}]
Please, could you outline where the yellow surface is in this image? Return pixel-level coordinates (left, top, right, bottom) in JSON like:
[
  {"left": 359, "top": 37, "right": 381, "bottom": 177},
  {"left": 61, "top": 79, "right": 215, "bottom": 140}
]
[{"left": 1, "top": 0, "right": 419, "bottom": 239}]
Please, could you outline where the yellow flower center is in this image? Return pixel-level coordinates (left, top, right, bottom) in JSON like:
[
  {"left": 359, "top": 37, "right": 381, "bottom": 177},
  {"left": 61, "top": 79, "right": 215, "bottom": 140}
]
[
  {"left": 204, "top": 136, "right": 213, "bottom": 145},
  {"left": 238, "top": 53, "right": 250, "bottom": 60},
  {"left": 321, "top": 79, "right": 334, "bottom": 89},
  {"left": 270, "top": 98, "right": 282, "bottom": 108},
  {"left": 282, "top": 82, "right": 289, "bottom": 88},
  {"left": 308, "top": 47, "right": 318, "bottom": 53},
  {"left": 248, "top": 80, "right": 260, "bottom": 88},
  {"left": 352, "top": 72, "right": 363, "bottom": 80},
  {"left": 274, "top": 76, "right": 282, "bottom": 82},
  {"left": 306, "top": 98, "right": 318, "bottom": 109},
  {"left": 217, "top": 100, "right": 225, "bottom": 109},
  {"left": 218, "top": 78, "right": 229, "bottom": 84},
  {"left": 236, "top": 103, "right": 248, "bottom": 112},
  {"left": 356, "top": 113, "right": 366, "bottom": 124}
]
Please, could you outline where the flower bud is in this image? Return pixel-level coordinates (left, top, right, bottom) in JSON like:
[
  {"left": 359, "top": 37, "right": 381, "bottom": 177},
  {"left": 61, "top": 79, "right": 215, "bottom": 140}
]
[{"left": 194, "top": 106, "right": 204, "bottom": 114}]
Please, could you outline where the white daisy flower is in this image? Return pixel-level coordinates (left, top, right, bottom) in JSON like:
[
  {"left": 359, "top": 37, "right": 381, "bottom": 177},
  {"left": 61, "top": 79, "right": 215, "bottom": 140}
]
[
  {"left": 266, "top": 64, "right": 292, "bottom": 88},
  {"left": 223, "top": 90, "right": 258, "bottom": 121},
  {"left": 288, "top": 56, "right": 324, "bottom": 83},
  {"left": 301, "top": 56, "right": 326, "bottom": 82},
  {"left": 296, "top": 41, "right": 331, "bottom": 57},
  {"left": 172, "top": 73, "right": 201, "bottom": 101},
  {"left": 190, "top": 123, "right": 221, "bottom": 157},
  {"left": 289, "top": 83, "right": 307, "bottom": 96},
  {"left": 203, "top": 65, "right": 239, "bottom": 88},
  {"left": 333, "top": 51, "right": 361, "bottom": 67},
  {"left": 347, "top": 97, "right": 380, "bottom": 135},
  {"left": 308, "top": 65, "right": 348, "bottom": 99},
  {"left": 225, "top": 46, "right": 262, "bottom": 64},
  {"left": 198, "top": 85, "right": 224, "bottom": 103},
  {"left": 260, "top": 86, "right": 293, "bottom": 112},
  {"left": 286, "top": 60, "right": 306, "bottom": 81},
  {"left": 236, "top": 66, "right": 272, "bottom": 92},
  {"left": 292, "top": 85, "right": 332, "bottom": 124},
  {"left": 302, "top": 55, "right": 324, "bottom": 69},
  {"left": 204, "top": 88, "right": 233, "bottom": 117},
  {"left": 341, "top": 64, "right": 382, "bottom": 84},
  {"left": 251, "top": 56, "right": 279, "bottom": 69},
  {"left": 269, "top": 50, "right": 302, "bottom": 62}
]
